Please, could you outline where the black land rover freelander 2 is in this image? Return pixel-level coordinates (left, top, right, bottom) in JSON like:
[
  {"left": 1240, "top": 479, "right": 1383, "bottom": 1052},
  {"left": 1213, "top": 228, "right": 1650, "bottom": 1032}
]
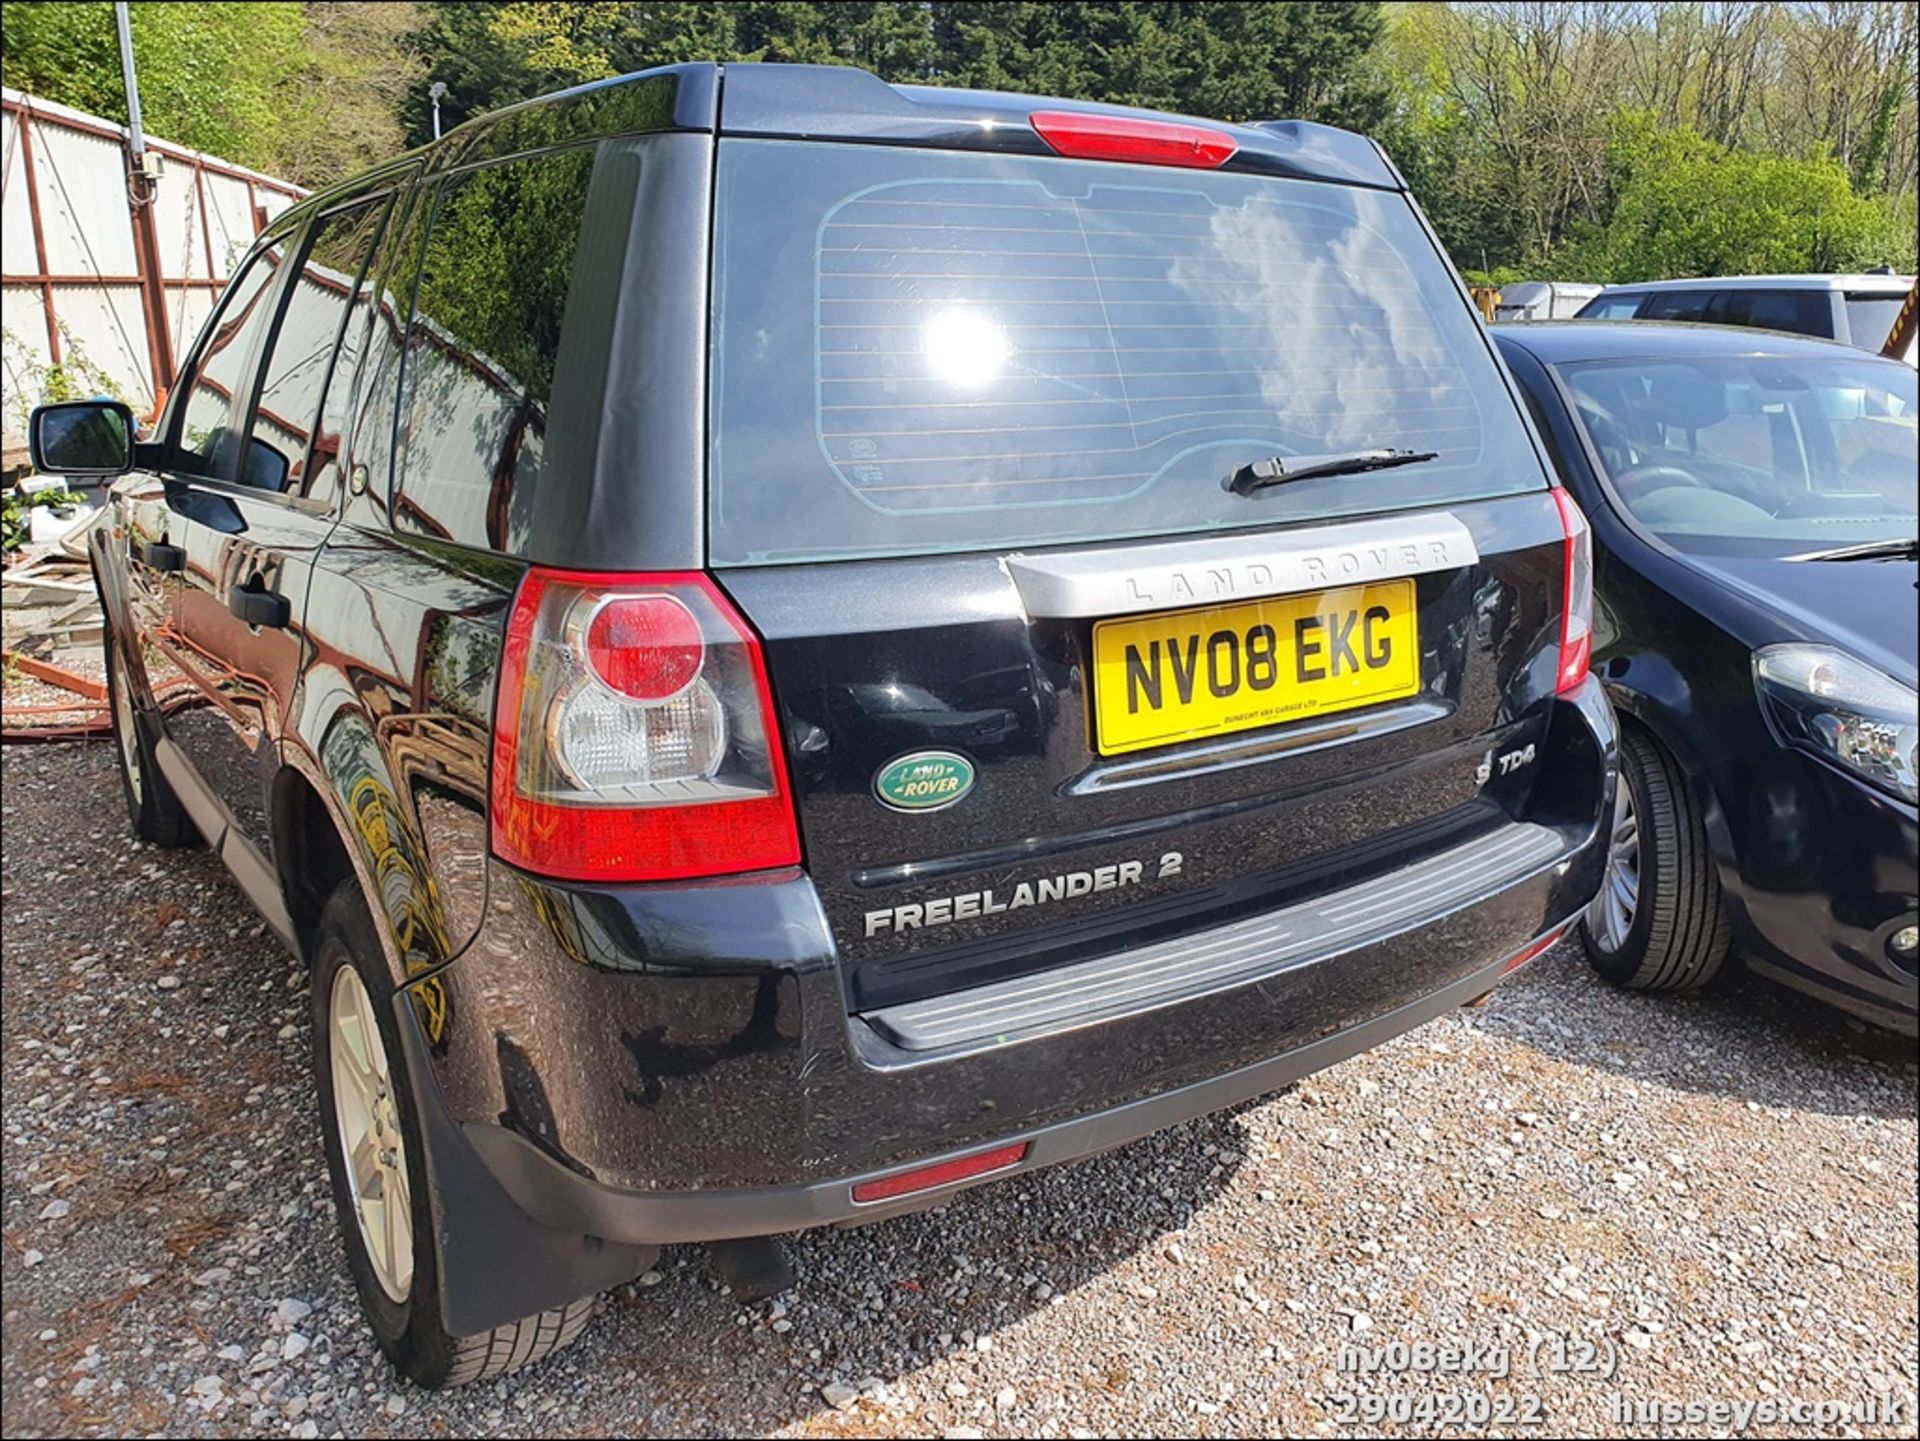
[{"left": 34, "top": 64, "right": 1616, "bottom": 1387}]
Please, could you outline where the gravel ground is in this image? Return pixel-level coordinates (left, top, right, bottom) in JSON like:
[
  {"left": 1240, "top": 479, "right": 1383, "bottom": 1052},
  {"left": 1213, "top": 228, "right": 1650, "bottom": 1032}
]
[{"left": 3, "top": 738, "right": 1916, "bottom": 1439}]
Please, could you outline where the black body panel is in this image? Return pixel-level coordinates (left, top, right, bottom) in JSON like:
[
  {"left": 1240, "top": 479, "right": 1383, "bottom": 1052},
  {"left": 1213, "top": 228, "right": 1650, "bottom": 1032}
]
[
  {"left": 723, "top": 491, "right": 1567, "bottom": 1007},
  {"left": 69, "top": 58, "right": 1625, "bottom": 1343},
  {"left": 1497, "top": 323, "right": 1917, "bottom": 1032}
]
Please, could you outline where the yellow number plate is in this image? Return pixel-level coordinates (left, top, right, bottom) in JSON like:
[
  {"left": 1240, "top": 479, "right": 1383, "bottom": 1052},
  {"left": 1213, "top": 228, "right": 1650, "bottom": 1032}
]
[{"left": 1091, "top": 580, "right": 1420, "bottom": 756}]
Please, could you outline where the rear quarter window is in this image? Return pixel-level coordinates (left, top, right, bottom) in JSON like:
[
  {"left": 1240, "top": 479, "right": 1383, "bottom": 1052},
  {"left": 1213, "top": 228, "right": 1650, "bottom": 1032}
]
[
  {"left": 708, "top": 140, "right": 1547, "bottom": 565},
  {"left": 1711, "top": 289, "right": 1832, "bottom": 338}
]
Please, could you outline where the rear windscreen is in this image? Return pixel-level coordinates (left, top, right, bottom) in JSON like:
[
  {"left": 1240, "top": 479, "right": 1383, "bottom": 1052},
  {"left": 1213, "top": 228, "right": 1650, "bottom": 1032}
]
[{"left": 709, "top": 139, "right": 1547, "bottom": 565}]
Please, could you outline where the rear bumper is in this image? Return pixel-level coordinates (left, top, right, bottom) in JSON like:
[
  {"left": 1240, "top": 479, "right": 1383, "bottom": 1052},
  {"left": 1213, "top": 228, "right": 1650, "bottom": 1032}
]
[
  {"left": 1711, "top": 746, "right": 1920, "bottom": 1034},
  {"left": 404, "top": 682, "right": 1613, "bottom": 1324},
  {"left": 459, "top": 925, "right": 1574, "bottom": 1248}
]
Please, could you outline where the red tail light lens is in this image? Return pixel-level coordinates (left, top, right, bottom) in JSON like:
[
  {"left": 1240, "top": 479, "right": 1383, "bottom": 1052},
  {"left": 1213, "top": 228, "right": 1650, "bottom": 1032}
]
[
  {"left": 491, "top": 569, "right": 800, "bottom": 883},
  {"left": 1029, "top": 110, "right": 1236, "bottom": 169},
  {"left": 1550, "top": 486, "right": 1593, "bottom": 696},
  {"left": 586, "top": 594, "right": 704, "bottom": 701}
]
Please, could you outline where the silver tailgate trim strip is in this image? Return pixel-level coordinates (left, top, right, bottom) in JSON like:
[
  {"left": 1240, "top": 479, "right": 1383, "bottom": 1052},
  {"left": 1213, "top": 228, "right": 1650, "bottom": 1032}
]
[
  {"left": 861, "top": 820, "right": 1563, "bottom": 1054},
  {"left": 1004, "top": 513, "right": 1480, "bottom": 619}
]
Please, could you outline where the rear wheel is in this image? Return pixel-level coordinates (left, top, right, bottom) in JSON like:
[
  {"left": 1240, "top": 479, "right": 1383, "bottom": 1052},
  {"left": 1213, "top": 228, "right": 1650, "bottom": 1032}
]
[
  {"left": 311, "top": 882, "right": 597, "bottom": 1387},
  {"left": 1579, "top": 726, "right": 1729, "bottom": 991},
  {"left": 104, "top": 624, "right": 196, "bottom": 846}
]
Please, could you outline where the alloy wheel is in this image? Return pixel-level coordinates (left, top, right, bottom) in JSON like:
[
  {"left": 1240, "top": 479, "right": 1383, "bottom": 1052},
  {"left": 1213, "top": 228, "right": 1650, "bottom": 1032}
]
[
  {"left": 1586, "top": 776, "right": 1640, "bottom": 954},
  {"left": 328, "top": 965, "right": 414, "bottom": 1302}
]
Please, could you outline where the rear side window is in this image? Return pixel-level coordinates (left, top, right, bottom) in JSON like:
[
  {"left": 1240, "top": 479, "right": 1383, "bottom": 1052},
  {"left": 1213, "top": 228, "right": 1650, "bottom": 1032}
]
[
  {"left": 244, "top": 196, "right": 392, "bottom": 501},
  {"left": 393, "top": 145, "right": 596, "bottom": 548},
  {"left": 1637, "top": 290, "right": 1712, "bottom": 323},
  {"left": 1709, "top": 289, "right": 1832, "bottom": 338},
  {"left": 709, "top": 140, "right": 1547, "bottom": 565}
]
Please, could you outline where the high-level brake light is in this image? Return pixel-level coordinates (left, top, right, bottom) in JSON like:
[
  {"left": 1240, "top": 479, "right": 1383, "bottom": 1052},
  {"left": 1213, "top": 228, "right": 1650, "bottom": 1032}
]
[{"left": 1029, "top": 110, "right": 1236, "bottom": 169}]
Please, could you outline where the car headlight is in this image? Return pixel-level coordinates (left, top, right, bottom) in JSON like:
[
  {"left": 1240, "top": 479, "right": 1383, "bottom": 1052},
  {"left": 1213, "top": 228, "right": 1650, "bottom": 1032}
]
[{"left": 1754, "top": 644, "right": 1919, "bottom": 804}]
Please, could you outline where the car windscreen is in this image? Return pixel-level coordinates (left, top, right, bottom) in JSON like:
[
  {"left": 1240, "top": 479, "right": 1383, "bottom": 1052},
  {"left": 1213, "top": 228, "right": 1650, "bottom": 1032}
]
[
  {"left": 707, "top": 139, "right": 1548, "bottom": 565},
  {"left": 1557, "top": 353, "right": 1917, "bottom": 557},
  {"left": 1844, "top": 293, "right": 1906, "bottom": 351}
]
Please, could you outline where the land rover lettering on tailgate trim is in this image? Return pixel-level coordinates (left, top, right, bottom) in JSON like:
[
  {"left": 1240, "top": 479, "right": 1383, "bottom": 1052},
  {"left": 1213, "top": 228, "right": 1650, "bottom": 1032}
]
[{"left": 40, "top": 63, "right": 1617, "bottom": 1387}]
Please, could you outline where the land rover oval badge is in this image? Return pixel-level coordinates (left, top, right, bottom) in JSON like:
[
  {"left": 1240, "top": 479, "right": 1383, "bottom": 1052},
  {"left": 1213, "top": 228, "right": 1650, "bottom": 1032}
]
[{"left": 874, "top": 751, "right": 975, "bottom": 812}]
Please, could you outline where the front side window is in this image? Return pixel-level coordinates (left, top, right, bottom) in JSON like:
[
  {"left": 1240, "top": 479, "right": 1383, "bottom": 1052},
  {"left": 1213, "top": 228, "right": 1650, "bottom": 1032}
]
[
  {"left": 1580, "top": 295, "right": 1645, "bottom": 321},
  {"left": 175, "top": 242, "right": 286, "bottom": 479},
  {"left": 392, "top": 145, "right": 596, "bottom": 550},
  {"left": 709, "top": 139, "right": 1548, "bottom": 565},
  {"left": 244, "top": 197, "right": 392, "bottom": 500},
  {"left": 1560, "top": 353, "right": 1917, "bottom": 556}
]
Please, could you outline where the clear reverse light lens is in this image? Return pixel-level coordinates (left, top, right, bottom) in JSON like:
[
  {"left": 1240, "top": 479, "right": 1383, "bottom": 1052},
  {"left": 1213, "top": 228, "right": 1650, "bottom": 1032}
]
[{"left": 1754, "top": 644, "right": 1919, "bottom": 803}]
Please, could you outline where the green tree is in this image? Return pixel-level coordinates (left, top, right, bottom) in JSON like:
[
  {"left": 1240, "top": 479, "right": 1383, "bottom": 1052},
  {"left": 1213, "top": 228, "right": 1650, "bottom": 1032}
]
[
  {"left": 2, "top": 1, "right": 423, "bottom": 184},
  {"left": 1562, "top": 113, "right": 1917, "bottom": 281},
  {"left": 2, "top": 1, "right": 307, "bottom": 165}
]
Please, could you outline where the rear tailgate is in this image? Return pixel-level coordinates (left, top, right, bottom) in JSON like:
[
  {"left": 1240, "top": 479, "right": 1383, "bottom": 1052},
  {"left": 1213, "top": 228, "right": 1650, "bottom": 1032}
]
[{"left": 706, "top": 129, "right": 1566, "bottom": 1010}]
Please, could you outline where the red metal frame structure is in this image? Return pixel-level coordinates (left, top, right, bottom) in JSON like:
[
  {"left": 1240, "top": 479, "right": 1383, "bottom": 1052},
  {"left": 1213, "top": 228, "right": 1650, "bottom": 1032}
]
[{"left": 1, "top": 86, "right": 304, "bottom": 415}]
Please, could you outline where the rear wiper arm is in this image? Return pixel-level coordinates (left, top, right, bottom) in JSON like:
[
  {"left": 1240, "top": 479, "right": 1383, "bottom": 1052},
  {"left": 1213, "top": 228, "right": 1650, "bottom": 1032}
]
[
  {"left": 1226, "top": 448, "right": 1440, "bottom": 496},
  {"left": 1788, "top": 538, "right": 1920, "bottom": 562}
]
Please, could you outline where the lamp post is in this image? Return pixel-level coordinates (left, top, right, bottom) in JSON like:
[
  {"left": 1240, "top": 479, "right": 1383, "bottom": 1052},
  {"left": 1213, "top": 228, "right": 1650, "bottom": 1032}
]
[{"left": 429, "top": 81, "right": 447, "bottom": 140}]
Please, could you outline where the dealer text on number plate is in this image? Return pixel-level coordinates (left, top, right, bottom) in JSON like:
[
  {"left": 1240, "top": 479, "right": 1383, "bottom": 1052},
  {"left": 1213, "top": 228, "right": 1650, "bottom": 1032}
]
[{"left": 1091, "top": 580, "right": 1420, "bottom": 756}]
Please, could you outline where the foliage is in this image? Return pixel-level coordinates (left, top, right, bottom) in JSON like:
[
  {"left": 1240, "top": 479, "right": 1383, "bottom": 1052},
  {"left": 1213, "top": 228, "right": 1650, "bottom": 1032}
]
[
  {"left": 1, "top": 326, "right": 129, "bottom": 433},
  {"left": 1370, "top": 1, "right": 1918, "bottom": 280},
  {"left": 5, "top": 2, "right": 1914, "bottom": 285},
  {"left": 1558, "top": 113, "right": 1915, "bottom": 280},
  {"left": 0, "top": 1, "right": 422, "bottom": 185},
  {"left": 401, "top": 2, "right": 1388, "bottom": 144},
  {"left": 3, "top": 487, "right": 86, "bottom": 554}
]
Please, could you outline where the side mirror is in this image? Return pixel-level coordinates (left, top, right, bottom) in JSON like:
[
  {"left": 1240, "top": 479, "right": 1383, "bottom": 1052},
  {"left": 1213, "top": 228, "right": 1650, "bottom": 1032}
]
[{"left": 29, "top": 400, "right": 135, "bottom": 476}]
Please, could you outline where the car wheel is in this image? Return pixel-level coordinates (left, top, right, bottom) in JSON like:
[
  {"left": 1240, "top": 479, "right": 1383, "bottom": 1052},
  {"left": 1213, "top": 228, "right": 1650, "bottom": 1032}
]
[
  {"left": 104, "top": 624, "right": 197, "bottom": 847},
  {"left": 311, "top": 881, "right": 596, "bottom": 1387},
  {"left": 1579, "top": 725, "right": 1729, "bottom": 991}
]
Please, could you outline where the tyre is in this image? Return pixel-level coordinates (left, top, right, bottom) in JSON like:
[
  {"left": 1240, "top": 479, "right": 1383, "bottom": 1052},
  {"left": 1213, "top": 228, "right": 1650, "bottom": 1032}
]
[
  {"left": 103, "top": 622, "right": 197, "bottom": 846},
  {"left": 1579, "top": 724, "right": 1730, "bottom": 991},
  {"left": 310, "top": 882, "right": 596, "bottom": 1387}
]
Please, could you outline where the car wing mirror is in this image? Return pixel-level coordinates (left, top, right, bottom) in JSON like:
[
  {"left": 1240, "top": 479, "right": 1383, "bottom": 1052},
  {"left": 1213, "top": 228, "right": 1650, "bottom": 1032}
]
[{"left": 29, "top": 399, "right": 135, "bottom": 476}]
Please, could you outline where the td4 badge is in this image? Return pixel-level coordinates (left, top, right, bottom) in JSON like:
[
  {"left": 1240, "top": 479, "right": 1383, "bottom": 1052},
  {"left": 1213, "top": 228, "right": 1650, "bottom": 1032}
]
[{"left": 1476, "top": 742, "right": 1537, "bottom": 786}]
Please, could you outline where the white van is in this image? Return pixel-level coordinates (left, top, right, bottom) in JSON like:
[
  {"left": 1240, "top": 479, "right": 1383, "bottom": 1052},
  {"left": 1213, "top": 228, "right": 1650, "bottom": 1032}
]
[{"left": 1577, "top": 273, "right": 1916, "bottom": 360}]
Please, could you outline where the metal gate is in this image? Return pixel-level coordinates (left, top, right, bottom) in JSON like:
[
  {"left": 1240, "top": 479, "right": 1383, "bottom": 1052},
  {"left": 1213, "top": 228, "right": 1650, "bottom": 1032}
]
[{"left": 2, "top": 85, "right": 305, "bottom": 429}]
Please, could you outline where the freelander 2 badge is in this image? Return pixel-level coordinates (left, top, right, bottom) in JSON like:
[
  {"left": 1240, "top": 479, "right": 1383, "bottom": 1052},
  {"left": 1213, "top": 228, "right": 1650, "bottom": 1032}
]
[{"left": 873, "top": 751, "right": 976, "bottom": 812}]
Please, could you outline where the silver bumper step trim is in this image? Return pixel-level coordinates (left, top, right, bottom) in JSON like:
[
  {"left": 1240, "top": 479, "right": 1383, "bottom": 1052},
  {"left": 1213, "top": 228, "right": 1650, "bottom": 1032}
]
[{"left": 862, "top": 821, "right": 1565, "bottom": 1053}]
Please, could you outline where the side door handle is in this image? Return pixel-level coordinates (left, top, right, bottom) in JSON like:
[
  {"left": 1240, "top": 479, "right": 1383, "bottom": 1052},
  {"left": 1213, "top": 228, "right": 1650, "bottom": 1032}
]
[
  {"left": 229, "top": 583, "right": 290, "bottom": 629},
  {"left": 137, "top": 539, "right": 186, "bottom": 572}
]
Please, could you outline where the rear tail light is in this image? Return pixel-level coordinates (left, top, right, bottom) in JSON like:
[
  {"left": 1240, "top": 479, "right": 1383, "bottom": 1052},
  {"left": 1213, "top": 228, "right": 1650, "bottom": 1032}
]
[
  {"left": 851, "top": 1143, "right": 1031, "bottom": 1205},
  {"left": 1030, "top": 110, "right": 1236, "bottom": 169},
  {"left": 1550, "top": 486, "right": 1593, "bottom": 696},
  {"left": 491, "top": 568, "right": 800, "bottom": 883}
]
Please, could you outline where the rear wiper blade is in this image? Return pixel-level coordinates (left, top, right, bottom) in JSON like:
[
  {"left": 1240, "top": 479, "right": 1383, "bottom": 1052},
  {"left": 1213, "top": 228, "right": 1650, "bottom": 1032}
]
[
  {"left": 1788, "top": 538, "right": 1920, "bottom": 562},
  {"left": 1226, "top": 448, "right": 1440, "bottom": 496}
]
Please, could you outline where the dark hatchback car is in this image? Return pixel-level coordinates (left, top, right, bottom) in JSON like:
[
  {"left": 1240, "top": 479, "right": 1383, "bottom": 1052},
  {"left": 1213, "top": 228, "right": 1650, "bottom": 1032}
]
[
  {"left": 35, "top": 64, "right": 1613, "bottom": 1386},
  {"left": 1495, "top": 323, "right": 1918, "bottom": 1032}
]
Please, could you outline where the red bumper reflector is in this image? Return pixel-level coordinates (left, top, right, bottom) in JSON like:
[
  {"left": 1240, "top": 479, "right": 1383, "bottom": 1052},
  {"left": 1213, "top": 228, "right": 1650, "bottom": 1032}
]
[
  {"left": 1029, "top": 110, "right": 1236, "bottom": 169},
  {"left": 851, "top": 1143, "right": 1030, "bottom": 1204},
  {"left": 1501, "top": 924, "right": 1569, "bottom": 975}
]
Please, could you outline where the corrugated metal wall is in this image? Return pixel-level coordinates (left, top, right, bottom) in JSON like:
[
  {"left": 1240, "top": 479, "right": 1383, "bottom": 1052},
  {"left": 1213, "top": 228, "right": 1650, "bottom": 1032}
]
[{"left": 2, "top": 86, "right": 304, "bottom": 429}]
